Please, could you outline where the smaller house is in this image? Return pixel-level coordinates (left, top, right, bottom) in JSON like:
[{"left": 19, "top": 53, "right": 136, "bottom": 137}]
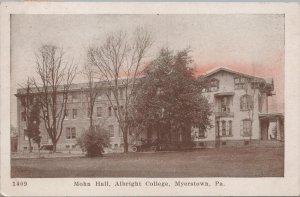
[{"left": 192, "top": 67, "right": 284, "bottom": 147}]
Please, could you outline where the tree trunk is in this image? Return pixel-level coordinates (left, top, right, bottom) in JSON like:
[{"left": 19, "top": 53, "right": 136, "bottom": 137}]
[
  {"left": 123, "top": 130, "right": 128, "bottom": 153},
  {"left": 28, "top": 138, "right": 32, "bottom": 153},
  {"left": 90, "top": 117, "right": 93, "bottom": 131},
  {"left": 38, "top": 143, "right": 41, "bottom": 158},
  {"left": 52, "top": 141, "right": 57, "bottom": 153}
]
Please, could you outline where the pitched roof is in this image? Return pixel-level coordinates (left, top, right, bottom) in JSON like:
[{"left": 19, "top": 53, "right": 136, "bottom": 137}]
[
  {"left": 203, "top": 66, "right": 254, "bottom": 78},
  {"left": 201, "top": 66, "right": 273, "bottom": 86}
]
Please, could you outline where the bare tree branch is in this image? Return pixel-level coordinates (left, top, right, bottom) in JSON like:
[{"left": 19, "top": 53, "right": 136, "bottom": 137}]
[
  {"left": 30, "top": 44, "right": 78, "bottom": 152},
  {"left": 87, "top": 27, "right": 153, "bottom": 153}
]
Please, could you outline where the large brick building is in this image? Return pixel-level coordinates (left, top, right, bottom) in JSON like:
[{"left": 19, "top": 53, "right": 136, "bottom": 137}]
[
  {"left": 16, "top": 82, "right": 126, "bottom": 152},
  {"left": 15, "top": 67, "right": 284, "bottom": 152}
]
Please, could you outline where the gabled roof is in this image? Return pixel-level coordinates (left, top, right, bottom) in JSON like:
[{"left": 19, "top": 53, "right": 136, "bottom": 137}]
[
  {"left": 201, "top": 66, "right": 273, "bottom": 86},
  {"left": 200, "top": 67, "right": 274, "bottom": 94},
  {"left": 203, "top": 66, "right": 255, "bottom": 78}
]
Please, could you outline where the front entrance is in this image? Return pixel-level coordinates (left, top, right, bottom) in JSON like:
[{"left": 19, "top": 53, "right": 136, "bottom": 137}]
[{"left": 260, "top": 118, "right": 269, "bottom": 140}]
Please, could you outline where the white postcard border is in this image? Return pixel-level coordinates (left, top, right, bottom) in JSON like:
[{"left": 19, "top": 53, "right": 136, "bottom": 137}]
[{"left": 1, "top": 2, "right": 299, "bottom": 196}]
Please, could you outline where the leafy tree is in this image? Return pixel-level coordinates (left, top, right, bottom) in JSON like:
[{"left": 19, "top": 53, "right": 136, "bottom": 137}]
[
  {"left": 77, "top": 126, "right": 110, "bottom": 157},
  {"left": 133, "top": 48, "right": 212, "bottom": 148},
  {"left": 19, "top": 79, "right": 34, "bottom": 152}
]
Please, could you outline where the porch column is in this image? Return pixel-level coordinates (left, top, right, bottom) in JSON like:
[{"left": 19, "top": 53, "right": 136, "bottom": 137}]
[{"left": 276, "top": 117, "right": 281, "bottom": 141}]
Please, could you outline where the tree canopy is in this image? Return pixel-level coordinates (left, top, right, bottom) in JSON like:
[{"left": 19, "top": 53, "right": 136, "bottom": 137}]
[{"left": 133, "top": 48, "right": 212, "bottom": 145}]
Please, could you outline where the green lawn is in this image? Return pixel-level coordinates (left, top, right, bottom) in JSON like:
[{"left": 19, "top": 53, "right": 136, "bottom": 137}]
[{"left": 11, "top": 147, "right": 284, "bottom": 178}]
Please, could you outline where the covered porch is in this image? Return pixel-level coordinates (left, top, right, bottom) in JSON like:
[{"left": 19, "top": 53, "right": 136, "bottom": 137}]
[{"left": 259, "top": 113, "right": 284, "bottom": 141}]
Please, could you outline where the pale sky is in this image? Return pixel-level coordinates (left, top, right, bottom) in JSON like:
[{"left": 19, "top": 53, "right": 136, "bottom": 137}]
[{"left": 10, "top": 14, "right": 285, "bottom": 127}]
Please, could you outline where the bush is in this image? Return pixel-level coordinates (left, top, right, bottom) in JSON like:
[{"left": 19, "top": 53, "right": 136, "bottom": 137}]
[{"left": 77, "top": 126, "right": 110, "bottom": 157}]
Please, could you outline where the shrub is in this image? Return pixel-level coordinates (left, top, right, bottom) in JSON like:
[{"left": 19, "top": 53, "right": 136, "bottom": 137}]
[{"left": 77, "top": 126, "right": 110, "bottom": 157}]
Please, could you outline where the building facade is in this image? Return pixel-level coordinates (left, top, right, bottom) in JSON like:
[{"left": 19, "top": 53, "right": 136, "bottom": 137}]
[
  {"left": 16, "top": 83, "right": 126, "bottom": 152},
  {"left": 191, "top": 67, "right": 284, "bottom": 147},
  {"left": 15, "top": 67, "right": 284, "bottom": 152}
]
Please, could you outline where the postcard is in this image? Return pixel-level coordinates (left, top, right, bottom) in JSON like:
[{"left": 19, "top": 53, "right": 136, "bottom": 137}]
[{"left": 1, "top": 2, "right": 299, "bottom": 196}]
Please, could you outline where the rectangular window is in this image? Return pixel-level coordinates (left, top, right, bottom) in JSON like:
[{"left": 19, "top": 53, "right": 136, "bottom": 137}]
[
  {"left": 220, "top": 97, "right": 231, "bottom": 113},
  {"left": 234, "top": 77, "right": 240, "bottom": 84},
  {"left": 72, "top": 109, "right": 78, "bottom": 119},
  {"left": 108, "top": 125, "right": 114, "bottom": 137},
  {"left": 240, "top": 95, "right": 253, "bottom": 111},
  {"left": 72, "top": 94, "right": 78, "bottom": 102},
  {"left": 210, "top": 79, "right": 219, "bottom": 91},
  {"left": 97, "top": 94, "right": 102, "bottom": 100},
  {"left": 218, "top": 120, "right": 233, "bottom": 136},
  {"left": 68, "top": 94, "right": 72, "bottom": 103},
  {"left": 119, "top": 126, "right": 123, "bottom": 137},
  {"left": 71, "top": 128, "right": 76, "bottom": 139},
  {"left": 66, "top": 127, "right": 76, "bottom": 139},
  {"left": 234, "top": 77, "right": 246, "bottom": 89},
  {"left": 241, "top": 96, "right": 247, "bottom": 110},
  {"left": 21, "top": 97, "right": 26, "bottom": 107},
  {"left": 66, "top": 128, "right": 71, "bottom": 139},
  {"left": 198, "top": 127, "right": 205, "bottom": 138},
  {"left": 242, "top": 119, "right": 251, "bottom": 137},
  {"left": 216, "top": 121, "right": 220, "bottom": 137},
  {"left": 21, "top": 111, "right": 26, "bottom": 121},
  {"left": 229, "top": 121, "right": 233, "bottom": 136},
  {"left": 108, "top": 107, "right": 112, "bottom": 117},
  {"left": 65, "top": 109, "right": 69, "bottom": 120},
  {"left": 24, "top": 129, "right": 28, "bottom": 140},
  {"left": 97, "top": 107, "right": 102, "bottom": 117},
  {"left": 221, "top": 121, "right": 226, "bottom": 136}
]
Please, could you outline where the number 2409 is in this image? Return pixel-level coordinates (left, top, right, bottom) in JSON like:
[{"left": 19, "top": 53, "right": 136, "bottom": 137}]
[{"left": 12, "top": 181, "right": 27, "bottom": 187}]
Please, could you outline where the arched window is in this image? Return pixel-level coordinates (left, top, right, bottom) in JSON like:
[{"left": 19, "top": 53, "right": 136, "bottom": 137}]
[{"left": 240, "top": 94, "right": 253, "bottom": 110}]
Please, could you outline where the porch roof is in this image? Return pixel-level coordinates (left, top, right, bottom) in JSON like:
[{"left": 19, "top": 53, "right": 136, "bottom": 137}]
[
  {"left": 214, "top": 92, "right": 235, "bottom": 97},
  {"left": 259, "top": 113, "right": 284, "bottom": 121}
]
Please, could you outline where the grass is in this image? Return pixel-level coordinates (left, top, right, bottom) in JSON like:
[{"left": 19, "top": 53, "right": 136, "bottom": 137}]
[{"left": 11, "top": 146, "right": 284, "bottom": 178}]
